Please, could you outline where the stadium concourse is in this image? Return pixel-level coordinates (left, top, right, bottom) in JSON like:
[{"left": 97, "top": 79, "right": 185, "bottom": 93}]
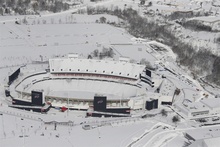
[{"left": 5, "top": 53, "right": 173, "bottom": 116}]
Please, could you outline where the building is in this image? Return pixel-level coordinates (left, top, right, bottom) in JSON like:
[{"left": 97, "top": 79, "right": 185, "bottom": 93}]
[
  {"left": 185, "top": 126, "right": 220, "bottom": 147},
  {"left": 7, "top": 54, "right": 166, "bottom": 114},
  {"left": 175, "top": 98, "right": 220, "bottom": 117},
  {"left": 201, "top": 98, "right": 220, "bottom": 114},
  {"left": 175, "top": 101, "right": 209, "bottom": 117}
]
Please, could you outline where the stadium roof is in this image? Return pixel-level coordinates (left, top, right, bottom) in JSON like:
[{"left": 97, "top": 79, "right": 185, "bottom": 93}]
[{"left": 49, "top": 57, "right": 146, "bottom": 80}]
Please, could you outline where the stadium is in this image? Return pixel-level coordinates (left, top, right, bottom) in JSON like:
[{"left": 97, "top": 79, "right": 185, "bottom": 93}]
[{"left": 5, "top": 54, "right": 168, "bottom": 116}]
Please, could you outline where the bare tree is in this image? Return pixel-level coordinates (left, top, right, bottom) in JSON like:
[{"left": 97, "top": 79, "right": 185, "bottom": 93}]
[
  {"left": 99, "top": 16, "right": 106, "bottom": 23},
  {"left": 161, "top": 109, "right": 168, "bottom": 117},
  {"left": 22, "top": 17, "right": 28, "bottom": 24},
  {"left": 32, "top": 1, "right": 38, "bottom": 12},
  {"left": 172, "top": 115, "right": 180, "bottom": 123},
  {"left": 93, "top": 49, "right": 99, "bottom": 57},
  {"left": 140, "top": 0, "right": 145, "bottom": 5},
  {"left": 0, "top": 7, "right": 3, "bottom": 15}
]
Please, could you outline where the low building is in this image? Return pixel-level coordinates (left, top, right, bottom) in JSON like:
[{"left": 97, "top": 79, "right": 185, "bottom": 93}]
[
  {"left": 201, "top": 98, "right": 220, "bottom": 114},
  {"left": 175, "top": 101, "right": 209, "bottom": 117},
  {"left": 185, "top": 126, "right": 220, "bottom": 147}
]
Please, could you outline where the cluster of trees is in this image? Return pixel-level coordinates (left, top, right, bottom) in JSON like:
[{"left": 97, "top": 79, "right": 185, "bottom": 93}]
[
  {"left": 206, "top": 56, "right": 220, "bottom": 85},
  {"left": 168, "top": 10, "right": 210, "bottom": 20},
  {"left": 172, "top": 115, "right": 180, "bottom": 123},
  {"left": 169, "top": 11, "right": 194, "bottom": 20},
  {"left": 161, "top": 109, "right": 180, "bottom": 123},
  {"left": 0, "top": 0, "right": 30, "bottom": 15},
  {"left": 90, "top": 0, "right": 102, "bottom": 2},
  {"left": 91, "top": 47, "right": 115, "bottom": 59},
  {"left": 87, "top": 5, "right": 108, "bottom": 15},
  {"left": 216, "top": 36, "right": 220, "bottom": 43},
  {"left": 45, "top": 0, "right": 69, "bottom": 13},
  {"left": 0, "top": 0, "right": 70, "bottom": 15},
  {"left": 161, "top": 109, "right": 168, "bottom": 117},
  {"left": 100, "top": 16, "right": 106, "bottom": 23},
  {"left": 99, "top": 7, "right": 220, "bottom": 85},
  {"left": 181, "top": 20, "right": 213, "bottom": 32}
]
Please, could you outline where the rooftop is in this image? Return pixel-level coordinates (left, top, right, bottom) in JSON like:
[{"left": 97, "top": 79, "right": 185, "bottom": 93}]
[
  {"left": 49, "top": 56, "right": 146, "bottom": 80},
  {"left": 186, "top": 126, "right": 220, "bottom": 141},
  {"left": 201, "top": 98, "right": 220, "bottom": 109}
]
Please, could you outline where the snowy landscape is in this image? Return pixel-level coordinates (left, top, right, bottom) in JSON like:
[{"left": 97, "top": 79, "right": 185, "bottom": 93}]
[{"left": 1, "top": 0, "right": 220, "bottom": 147}]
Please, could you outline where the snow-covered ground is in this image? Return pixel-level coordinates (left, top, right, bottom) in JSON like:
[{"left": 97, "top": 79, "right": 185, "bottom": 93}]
[{"left": 1, "top": 0, "right": 220, "bottom": 146}]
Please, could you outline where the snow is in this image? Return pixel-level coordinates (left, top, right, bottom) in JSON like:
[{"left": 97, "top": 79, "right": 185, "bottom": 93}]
[
  {"left": 190, "top": 16, "right": 220, "bottom": 23},
  {"left": 186, "top": 126, "right": 220, "bottom": 140},
  {"left": 49, "top": 57, "right": 145, "bottom": 80},
  {"left": 201, "top": 98, "right": 220, "bottom": 110},
  {"left": 203, "top": 137, "right": 220, "bottom": 147},
  {"left": 0, "top": 0, "right": 220, "bottom": 146},
  {"left": 0, "top": 107, "right": 159, "bottom": 147},
  {"left": 15, "top": 78, "right": 141, "bottom": 100}
]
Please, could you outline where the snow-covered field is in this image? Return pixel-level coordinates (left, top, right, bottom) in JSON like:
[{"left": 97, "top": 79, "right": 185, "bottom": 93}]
[{"left": 1, "top": 0, "right": 220, "bottom": 146}]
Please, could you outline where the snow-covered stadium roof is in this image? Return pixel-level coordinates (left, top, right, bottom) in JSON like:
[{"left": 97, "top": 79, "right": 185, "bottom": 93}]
[{"left": 49, "top": 56, "right": 146, "bottom": 80}]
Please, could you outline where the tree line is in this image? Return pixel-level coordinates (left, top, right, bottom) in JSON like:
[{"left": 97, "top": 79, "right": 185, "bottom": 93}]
[
  {"left": 0, "top": 0, "right": 70, "bottom": 15},
  {"left": 180, "top": 20, "right": 214, "bottom": 32},
  {"left": 85, "top": 6, "right": 220, "bottom": 85}
]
